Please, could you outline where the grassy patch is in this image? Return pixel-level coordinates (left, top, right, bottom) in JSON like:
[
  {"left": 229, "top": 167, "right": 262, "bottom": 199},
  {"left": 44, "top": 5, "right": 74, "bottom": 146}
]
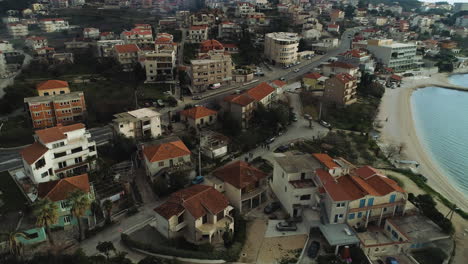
[
  {"left": 0, "top": 172, "right": 28, "bottom": 214},
  {"left": 387, "top": 175, "right": 405, "bottom": 188},
  {"left": 0, "top": 116, "right": 34, "bottom": 147},
  {"left": 139, "top": 83, "right": 171, "bottom": 100}
]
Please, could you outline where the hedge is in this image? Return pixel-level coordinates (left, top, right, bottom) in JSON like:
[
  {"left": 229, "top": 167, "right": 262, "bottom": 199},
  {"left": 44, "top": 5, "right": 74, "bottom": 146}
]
[{"left": 390, "top": 168, "right": 468, "bottom": 220}]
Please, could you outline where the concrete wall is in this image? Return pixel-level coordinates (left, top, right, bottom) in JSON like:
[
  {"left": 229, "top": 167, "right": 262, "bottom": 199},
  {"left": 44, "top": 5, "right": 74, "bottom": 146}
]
[
  {"left": 145, "top": 154, "right": 191, "bottom": 177},
  {"left": 224, "top": 182, "right": 241, "bottom": 210}
]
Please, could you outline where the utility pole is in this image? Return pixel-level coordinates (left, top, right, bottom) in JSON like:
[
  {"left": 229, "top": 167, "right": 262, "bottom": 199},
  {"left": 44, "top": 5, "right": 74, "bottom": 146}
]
[
  {"left": 198, "top": 133, "right": 202, "bottom": 176},
  {"left": 318, "top": 102, "right": 322, "bottom": 120}
]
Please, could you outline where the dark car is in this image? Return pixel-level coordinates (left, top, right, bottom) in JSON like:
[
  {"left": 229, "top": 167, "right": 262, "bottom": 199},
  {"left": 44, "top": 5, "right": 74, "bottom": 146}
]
[
  {"left": 386, "top": 257, "right": 399, "bottom": 264},
  {"left": 275, "top": 221, "right": 297, "bottom": 231},
  {"left": 275, "top": 145, "right": 289, "bottom": 153},
  {"left": 264, "top": 201, "right": 281, "bottom": 214},
  {"left": 191, "top": 176, "right": 204, "bottom": 185},
  {"left": 307, "top": 241, "right": 320, "bottom": 258}
]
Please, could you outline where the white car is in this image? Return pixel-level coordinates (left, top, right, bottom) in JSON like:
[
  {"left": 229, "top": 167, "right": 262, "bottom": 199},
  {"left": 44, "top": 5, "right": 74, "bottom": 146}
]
[{"left": 294, "top": 69, "right": 300, "bottom": 73}]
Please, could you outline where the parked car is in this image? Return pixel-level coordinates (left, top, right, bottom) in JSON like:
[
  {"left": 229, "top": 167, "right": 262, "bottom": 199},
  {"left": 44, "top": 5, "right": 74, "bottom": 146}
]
[
  {"left": 280, "top": 77, "right": 286, "bottom": 81},
  {"left": 276, "top": 221, "right": 297, "bottom": 231},
  {"left": 385, "top": 257, "right": 399, "bottom": 264},
  {"left": 192, "top": 95, "right": 202, "bottom": 100},
  {"left": 157, "top": 99, "right": 165, "bottom": 107},
  {"left": 319, "top": 120, "right": 331, "bottom": 128},
  {"left": 191, "top": 175, "right": 204, "bottom": 185},
  {"left": 264, "top": 201, "right": 281, "bottom": 214},
  {"left": 275, "top": 145, "right": 289, "bottom": 153},
  {"left": 294, "top": 68, "right": 300, "bottom": 73},
  {"left": 292, "top": 116, "right": 298, "bottom": 122},
  {"left": 304, "top": 114, "right": 311, "bottom": 120},
  {"left": 307, "top": 241, "right": 320, "bottom": 258},
  {"left": 266, "top": 137, "right": 276, "bottom": 144}
]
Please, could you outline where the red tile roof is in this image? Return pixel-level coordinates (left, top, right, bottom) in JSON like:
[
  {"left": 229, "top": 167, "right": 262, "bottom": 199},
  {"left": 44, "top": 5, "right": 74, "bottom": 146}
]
[
  {"left": 304, "top": 73, "right": 323, "bottom": 80},
  {"left": 212, "top": 161, "right": 267, "bottom": 189},
  {"left": 37, "top": 174, "right": 90, "bottom": 202},
  {"left": 223, "top": 93, "right": 255, "bottom": 106},
  {"left": 270, "top": 80, "right": 286, "bottom": 87},
  {"left": 326, "top": 61, "right": 358, "bottom": 69},
  {"left": 328, "top": 24, "right": 339, "bottom": 28},
  {"left": 190, "top": 26, "right": 208, "bottom": 30},
  {"left": 143, "top": 139, "right": 191, "bottom": 162},
  {"left": 36, "top": 80, "right": 69, "bottom": 91},
  {"left": 391, "top": 74, "right": 402, "bottom": 81},
  {"left": 246, "top": 82, "right": 275, "bottom": 101},
  {"left": 180, "top": 106, "right": 217, "bottom": 120},
  {"left": 36, "top": 123, "right": 85, "bottom": 144},
  {"left": 115, "top": 44, "right": 140, "bottom": 53},
  {"left": 200, "top": 39, "right": 224, "bottom": 53},
  {"left": 312, "top": 153, "right": 339, "bottom": 169},
  {"left": 334, "top": 73, "right": 356, "bottom": 84},
  {"left": 20, "top": 142, "right": 49, "bottom": 165},
  {"left": 154, "top": 185, "right": 229, "bottom": 219}
]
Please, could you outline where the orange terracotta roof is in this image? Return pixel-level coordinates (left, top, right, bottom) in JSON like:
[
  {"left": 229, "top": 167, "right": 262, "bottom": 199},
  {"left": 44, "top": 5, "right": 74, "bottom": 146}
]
[
  {"left": 223, "top": 93, "right": 255, "bottom": 106},
  {"left": 391, "top": 74, "right": 402, "bottom": 81},
  {"left": 36, "top": 123, "right": 85, "bottom": 144},
  {"left": 334, "top": 73, "right": 356, "bottom": 84},
  {"left": 326, "top": 61, "right": 357, "bottom": 69},
  {"left": 115, "top": 44, "right": 140, "bottom": 53},
  {"left": 246, "top": 82, "right": 275, "bottom": 101},
  {"left": 36, "top": 80, "right": 69, "bottom": 91},
  {"left": 312, "top": 153, "right": 338, "bottom": 169},
  {"left": 37, "top": 174, "right": 90, "bottom": 202},
  {"left": 212, "top": 161, "right": 267, "bottom": 189},
  {"left": 270, "top": 80, "right": 286, "bottom": 87},
  {"left": 180, "top": 106, "right": 217, "bottom": 120},
  {"left": 200, "top": 39, "right": 224, "bottom": 52},
  {"left": 190, "top": 25, "right": 207, "bottom": 30},
  {"left": 154, "top": 185, "right": 228, "bottom": 219},
  {"left": 304, "top": 73, "right": 323, "bottom": 79},
  {"left": 143, "top": 139, "right": 191, "bottom": 162},
  {"left": 20, "top": 142, "right": 49, "bottom": 165}
]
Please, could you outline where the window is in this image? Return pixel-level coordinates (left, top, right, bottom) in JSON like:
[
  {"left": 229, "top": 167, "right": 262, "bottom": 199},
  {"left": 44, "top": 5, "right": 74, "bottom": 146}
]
[
  {"left": 41, "top": 171, "right": 49, "bottom": 178},
  {"left": 282, "top": 172, "right": 284, "bottom": 178},
  {"left": 71, "top": 147, "right": 83, "bottom": 153},
  {"left": 301, "top": 172, "right": 305, "bottom": 180},
  {"left": 389, "top": 194, "right": 396, "bottom": 203},
  {"left": 178, "top": 157, "right": 184, "bottom": 162},
  {"left": 284, "top": 186, "right": 287, "bottom": 192},
  {"left": 348, "top": 213, "right": 355, "bottom": 220},
  {"left": 44, "top": 92, "right": 49, "bottom": 96},
  {"left": 336, "top": 202, "right": 345, "bottom": 208},
  {"left": 387, "top": 225, "right": 391, "bottom": 231},
  {"left": 60, "top": 200, "right": 70, "bottom": 209},
  {"left": 177, "top": 214, "right": 184, "bottom": 224},
  {"left": 158, "top": 161, "right": 164, "bottom": 166},
  {"left": 357, "top": 212, "right": 362, "bottom": 218},
  {"left": 63, "top": 215, "right": 71, "bottom": 225},
  {"left": 300, "top": 195, "right": 310, "bottom": 200},
  {"left": 89, "top": 146, "right": 96, "bottom": 152},
  {"left": 338, "top": 214, "right": 344, "bottom": 219},
  {"left": 368, "top": 198, "right": 374, "bottom": 206},
  {"left": 75, "top": 157, "right": 83, "bottom": 163},
  {"left": 359, "top": 199, "right": 365, "bottom": 208},
  {"left": 54, "top": 152, "right": 66, "bottom": 159},
  {"left": 58, "top": 161, "right": 67, "bottom": 168},
  {"left": 202, "top": 214, "right": 208, "bottom": 224}
]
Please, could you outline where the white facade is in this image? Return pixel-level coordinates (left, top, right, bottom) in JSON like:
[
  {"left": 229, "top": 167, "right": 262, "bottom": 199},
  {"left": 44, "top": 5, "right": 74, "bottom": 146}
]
[
  {"left": 0, "top": 52, "right": 7, "bottom": 78},
  {"left": 25, "top": 37, "right": 48, "bottom": 50},
  {"left": 96, "top": 40, "right": 124, "bottom": 57},
  {"left": 187, "top": 26, "right": 208, "bottom": 43},
  {"left": 113, "top": 108, "right": 162, "bottom": 139},
  {"left": 7, "top": 23, "right": 29, "bottom": 38},
  {"left": 367, "top": 39, "right": 418, "bottom": 72},
  {"left": 39, "top": 19, "right": 70, "bottom": 33},
  {"left": 144, "top": 49, "right": 176, "bottom": 82},
  {"left": 0, "top": 41, "right": 14, "bottom": 52},
  {"left": 235, "top": 2, "right": 255, "bottom": 17},
  {"left": 83, "top": 28, "right": 100, "bottom": 39},
  {"left": 264, "top": 32, "right": 299, "bottom": 66},
  {"left": 21, "top": 124, "right": 97, "bottom": 184}
]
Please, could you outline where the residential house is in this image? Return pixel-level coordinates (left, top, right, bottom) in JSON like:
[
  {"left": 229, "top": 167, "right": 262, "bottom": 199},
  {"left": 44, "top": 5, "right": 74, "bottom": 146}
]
[
  {"left": 330, "top": 9, "right": 344, "bottom": 21},
  {"left": 186, "top": 26, "right": 208, "bottom": 43},
  {"left": 120, "top": 26, "right": 153, "bottom": 44},
  {"left": 327, "top": 24, "right": 340, "bottom": 33},
  {"left": 200, "top": 39, "right": 224, "bottom": 53},
  {"left": 114, "top": 44, "right": 141, "bottom": 71},
  {"left": 20, "top": 124, "right": 97, "bottom": 184},
  {"left": 0, "top": 52, "right": 6, "bottom": 78},
  {"left": 222, "top": 93, "right": 256, "bottom": 128},
  {"left": 24, "top": 91, "right": 87, "bottom": 129},
  {"left": 247, "top": 13, "right": 270, "bottom": 26},
  {"left": 180, "top": 106, "right": 217, "bottom": 129},
  {"left": 235, "top": 2, "right": 255, "bottom": 17},
  {"left": 7, "top": 23, "right": 28, "bottom": 38},
  {"left": 37, "top": 173, "right": 96, "bottom": 228},
  {"left": 322, "top": 61, "right": 361, "bottom": 80},
  {"left": 113, "top": 108, "right": 162, "bottom": 139},
  {"left": 36, "top": 80, "right": 70, "bottom": 97},
  {"left": 208, "top": 161, "right": 268, "bottom": 212},
  {"left": 99, "top": 32, "right": 116, "bottom": 40},
  {"left": 143, "top": 137, "right": 191, "bottom": 177},
  {"left": 39, "top": 19, "right": 69, "bottom": 32},
  {"left": 323, "top": 73, "right": 358, "bottom": 106},
  {"left": 83, "top": 28, "right": 100, "bottom": 39},
  {"left": 96, "top": 40, "right": 125, "bottom": 57},
  {"left": 153, "top": 185, "right": 234, "bottom": 244},
  {"left": 200, "top": 130, "right": 229, "bottom": 159},
  {"left": 337, "top": 49, "right": 375, "bottom": 73},
  {"left": 144, "top": 36, "right": 177, "bottom": 82},
  {"left": 25, "top": 36, "right": 48, "bottom": 50},
  {"left": 303, "top": 73, "right": 327, "bottom": 90},
  {"left": 245, "top": 82, "right": 276, "bottom": 107}
]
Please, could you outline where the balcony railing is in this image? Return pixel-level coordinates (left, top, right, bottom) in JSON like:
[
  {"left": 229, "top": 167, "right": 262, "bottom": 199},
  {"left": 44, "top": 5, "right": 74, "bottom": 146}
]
[
  {"left": 348, "top": 200, "right": 405, "bottom": 213},
  {"left": 196, "top": 215, "right": 233, "bottom": 235},
  {"left": 241, "top": 185, "right": 266, "bottom": 201}
]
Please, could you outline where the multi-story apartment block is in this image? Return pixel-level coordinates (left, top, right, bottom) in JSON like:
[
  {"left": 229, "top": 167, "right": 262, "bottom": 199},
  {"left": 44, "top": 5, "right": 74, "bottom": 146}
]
[
  {"left": 112, "top": 108, "right": 162, "bottom": 139},
  {"left": 454, "top": 2, "right": 468, "bottom": 13},
  {"left": 25, "top": 36, "right": 48, "bottom": 50},
  {"left": 0, "top": 40, "right": 14, "bottom": 52},
  {"left": 186, "top": 26, "right": 208, "bottom": 43},
  {"left": 153, "top": 185, "right": 234, "bottom": 244},
  {"left": 114, "top": 44, "right": 141, "bottom": 71},
  {"left": 455, "top": 15, "right": 468, "bottom": 27},
  {"left": 120, "top": 26, "right": 153, "bottom": 44},
  {"left": 39, "top": 19, "right": 69, "bottom": 33},
  {"left": 247, "top": 13, "right": 270, "bottom": 26},
  {"left": 322, "top": 61, "right": 361, "bottom": 80},
  {"left": 337, "top": 49, "right": 375, "bottom": 73},
  {"left": 83, "top": 28, "right": 100, "bottom": 39},
  {"left": 323, "top": 73, "right": 357, "bottom": 106},
  {"left": 206, "top": 161, "right": 268, "bottom": 213},
  {"left": 7, "top": 23, "right": 28, "bottom": 38},
  {"left": 20, "top": 123, "right": 97, "bottom": 184},
  {"left": 2, "top": 16, "right": 19, "bottom": 24},
  {"left": 235, "top": 2, "right": 255, "bottom": 17},
  {"left": 144, "top": 34, "right": 177, "bottom": 82},
  {"left": 36, "top": 80, "right": 70, "bottom": 96},
  {"left": 95, "top": 39, "right": 124, "bottom": 57},
  {"left": 200, "top": 39, "right": 224, "bottom": 53},
  {"left": 218, "top": 21, "right": 242, "bottom": 40},
  {"left": 143, "top": 137, "right": 191, "bottom": 177},
  {"left": 50, "top": 0, "right": 69, "bottom": 8},
  {"left": 264, "top": 32, "right": 299, "bottom": 66},
  {"left": 367, "top": 39, "right": 418, "bottom": 72},
  {"left": 190, "top": 50, "right": 232, "bottom": 92},
  {"left": 24, "top": 91, "right": 87, "bottom": 129}
]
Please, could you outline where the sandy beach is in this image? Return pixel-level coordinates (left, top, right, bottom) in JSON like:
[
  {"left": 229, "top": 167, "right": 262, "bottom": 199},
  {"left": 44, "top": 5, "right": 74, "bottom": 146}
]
[{"left": 378, "top": 72, "right": 468, "bottom": 212}]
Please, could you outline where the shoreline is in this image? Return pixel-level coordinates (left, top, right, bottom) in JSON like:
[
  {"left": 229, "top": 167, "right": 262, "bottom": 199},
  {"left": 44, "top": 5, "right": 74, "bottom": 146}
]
[{"left": 378, "top": 72, "right": 468, "bottom": 212}]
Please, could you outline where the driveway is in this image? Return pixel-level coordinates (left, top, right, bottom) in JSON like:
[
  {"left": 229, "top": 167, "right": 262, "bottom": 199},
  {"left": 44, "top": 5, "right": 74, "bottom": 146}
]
[{"left": 265, "top": 220, "right": 308, "bottom": 238}]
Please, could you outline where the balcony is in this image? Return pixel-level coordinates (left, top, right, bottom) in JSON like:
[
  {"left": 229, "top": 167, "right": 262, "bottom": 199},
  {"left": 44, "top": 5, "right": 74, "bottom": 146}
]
[
  {"left": 173, "top": 221, "right": 187, "bottom": 232},
  {"left": 196, "top": 215, "right": 234, "bottom": 235},
  {"left": 348, "top": 200, "right": 405, "bottom": 213},
  {"left": 241, "top": 184, "right": 267, "bottom": 201}
]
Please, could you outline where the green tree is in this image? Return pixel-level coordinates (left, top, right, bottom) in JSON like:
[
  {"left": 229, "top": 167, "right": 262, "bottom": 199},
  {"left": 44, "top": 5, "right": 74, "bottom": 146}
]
[
  {"left": 34, "top": 198, "right": 59, "bottom": 245},
  {"left": 102, "top": 200, "right": 114, "bottom": 225},
  {"left": 1, "top": 230, "right": 28, "bottom": 258},
  {"left": 96, "top": 241, "right": 116, "bottom": 260},
  {"left": 68, "top": 190, "right": 91, "bottom": 241},
  {"left": 344, "top": 5, "right": 356, "bottom": 18}
]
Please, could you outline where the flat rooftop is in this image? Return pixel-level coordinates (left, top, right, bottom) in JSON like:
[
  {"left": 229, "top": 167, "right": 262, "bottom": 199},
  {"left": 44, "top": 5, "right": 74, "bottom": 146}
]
[
  {"left": 319, "top": 223, "right": 360, "bottom": 246},
  {"left": 24, "top": 91, "right": 83, "bottom": 103},
  {"left": 275, "top": 154, "right": 322, "bottom": 173},
  {"left": 388, "top": 215, "right": 450, "bottom": 242},
  {"left": 114, "top": 107, "right": 160, "bottom": 122}
]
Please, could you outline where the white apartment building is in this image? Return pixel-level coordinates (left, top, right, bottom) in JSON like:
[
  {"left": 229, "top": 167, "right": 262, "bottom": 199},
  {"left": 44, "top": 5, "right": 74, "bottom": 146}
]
[
  {"left": 367, "top": 39, "right": 418, "bottom": 72},
  {"left": 235, "top": 2, "right": 255, "bottom": 17},
  {"left": 264, "top": 32, "right": 299, "bottom": 66},
  {"left": 114, "top": 44, "right": 141, "bottom": 70},
  {"left": 218, "top": 22, "right": 242, "bottom": 40},
  {"left": 20, "top": 123, "right": 97, "bottom": 184},
  {"left": 186, "top": 26, "right": 208, "bottom": 43},
  {"left": 112, "top": 108, "right": 162, "bottom": 139},
  {"left": 39, "top": 19, "right": 70, "bottom": 33},
  {"left": 96, "top": 40, "right": 124, "bottom": 57},
  {"left": 271, "top": 154, "right": 322, "bottom": 219},
  {"left": 144, "top": 34, "right": 177, "bottom": 82},
  {"left": 120, "top": 28, "right": 153, "bottom": 44},
  {"left": 0, "top": 41, "right": 14, "bottom": 52},
  {"left": 83, "top": 28, "right": 100, "bottom": 39},
  {"left": 25, "top": 36, "right": 48, "bottom": 50},
  {"left": 7, "top": 23, "right": 29, "bottom": 38}
]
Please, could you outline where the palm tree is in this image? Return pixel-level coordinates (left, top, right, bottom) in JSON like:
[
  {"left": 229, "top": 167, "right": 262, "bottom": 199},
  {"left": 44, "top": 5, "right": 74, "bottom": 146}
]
[
  {"left": 1, "top": 231, "right": 28, "bottom": 258},
  {"left": 68, "top": 190, "right": 91, "bottom": 241},
  {"left": 34, "top": 198, "right": 59, "bottom": 245},
  {"left": 102, "top": 199, "right": 113, "bottom": 224}
]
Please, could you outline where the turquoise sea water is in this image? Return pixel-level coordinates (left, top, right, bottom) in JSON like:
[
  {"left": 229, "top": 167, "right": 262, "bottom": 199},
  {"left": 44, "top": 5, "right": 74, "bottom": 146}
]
[{"left": 411, "top": 75, "right": 468, "bottom": 197}]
